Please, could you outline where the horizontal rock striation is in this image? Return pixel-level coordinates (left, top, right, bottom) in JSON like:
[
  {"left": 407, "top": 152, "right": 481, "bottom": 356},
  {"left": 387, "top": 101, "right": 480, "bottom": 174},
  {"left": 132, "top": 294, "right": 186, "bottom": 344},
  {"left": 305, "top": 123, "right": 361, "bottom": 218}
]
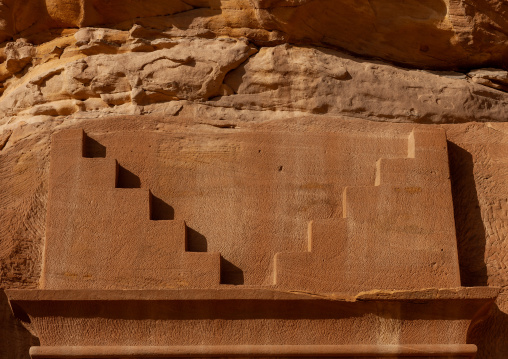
[{"left": 0, "top": 26, "right": 506, "bottom": 125}]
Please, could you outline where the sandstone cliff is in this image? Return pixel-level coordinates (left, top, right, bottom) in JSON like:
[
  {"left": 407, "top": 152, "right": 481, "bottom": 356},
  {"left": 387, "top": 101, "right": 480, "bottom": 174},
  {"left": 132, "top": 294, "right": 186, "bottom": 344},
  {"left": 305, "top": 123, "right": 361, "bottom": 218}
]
[{"left": 0, "top": 1, "right": 507, "bottom": 359}]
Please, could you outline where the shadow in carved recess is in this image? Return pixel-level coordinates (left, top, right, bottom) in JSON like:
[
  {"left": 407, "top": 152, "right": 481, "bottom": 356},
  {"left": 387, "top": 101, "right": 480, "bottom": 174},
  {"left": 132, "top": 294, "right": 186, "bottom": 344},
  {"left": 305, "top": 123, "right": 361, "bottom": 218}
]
[
  {"left": 220, "top": 257, "right": 245, "bottom": 285},
  {"left": 447, "top": 141, "right": 488, "bottom": 286},
  {"left": 0, "top": 290, "right": 39, "bottom": 359},
  {"left": 147, "top": 192, "right": 234, "bottom": 282},
  {"left": 147, "top": 189, "right": 214, "bottom": 272},
  {"left": 83, "top": 134, "right": 106, "bottom": 158},
  {"left": 117, "top": 165, "right": 141, "bottom": 188},
  {"left": 22, "top": 297, "right": 478, "bottom": 321},
  {"left": 150, "top": 193, "right": 175, "bottom": 220},
  {"left": 186, "top": 227, "right": 208, "bottom": 252}
]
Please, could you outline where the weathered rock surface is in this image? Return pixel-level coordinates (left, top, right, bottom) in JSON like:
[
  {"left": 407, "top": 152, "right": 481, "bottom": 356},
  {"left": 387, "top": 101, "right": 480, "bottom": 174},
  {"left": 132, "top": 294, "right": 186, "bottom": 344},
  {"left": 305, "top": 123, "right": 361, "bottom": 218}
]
[
  {"left": 444, "top": 122, "right": 508, "bottom": 359},
  {"left": 249, "top": 0, "right": 508, "bottom": 69},
  {"left": 468, "top": 68, "right": 508, "bottom": 92},
  {"left": 0, "top": 31, "right": 507, "bottom": 125},
  {"left": 0, "top": 1, "right": 507, "bottom": 359},
  {"left": 1, "top": 116, "right": 508, "bottom": 359},
  {"left": 219, "top": 45, "right": 508, "bottom": 123},
  {"left": 1, "top": 0, "right": 508, "bottom": 69},
  {"left": 0, "top": 34, "right": 256, "bottom": 119}
]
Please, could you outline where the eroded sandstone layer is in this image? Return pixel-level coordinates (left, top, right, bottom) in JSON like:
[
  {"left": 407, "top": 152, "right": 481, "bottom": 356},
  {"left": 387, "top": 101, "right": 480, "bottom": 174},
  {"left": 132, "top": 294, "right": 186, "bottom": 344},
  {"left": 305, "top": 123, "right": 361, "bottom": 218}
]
[{"left": 1, "top": 1, "right": 508, "bottom": 359}]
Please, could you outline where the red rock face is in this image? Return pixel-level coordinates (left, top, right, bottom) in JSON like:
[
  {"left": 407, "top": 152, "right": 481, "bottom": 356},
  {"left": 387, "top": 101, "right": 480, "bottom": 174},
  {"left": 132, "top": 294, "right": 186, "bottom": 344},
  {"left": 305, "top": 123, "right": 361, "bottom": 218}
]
[
  {"left": 0, "top": 1, "right": 507, "bottom": 359},
  {"left": 1, "top": 117, "right": 502, "bottom": 358},
  {"left": 1, "top": 119, "right": 499, "bottom": 358},
  {"left": 41, "top": 126, "right": 459, "bottom": 292}
]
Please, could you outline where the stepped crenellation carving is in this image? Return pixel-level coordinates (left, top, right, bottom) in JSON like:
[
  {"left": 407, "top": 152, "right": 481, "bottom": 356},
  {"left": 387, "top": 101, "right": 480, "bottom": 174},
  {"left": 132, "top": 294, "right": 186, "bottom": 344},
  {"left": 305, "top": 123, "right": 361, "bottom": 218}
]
[
  {"left": 274, "top": 128, "right": 461, "bottom": 292},
  {"left": 5, "top": 125, "right": 499, "bottom": 359},
  {"left": 42, "top": 129, "right": 220, "bottom": 289}
]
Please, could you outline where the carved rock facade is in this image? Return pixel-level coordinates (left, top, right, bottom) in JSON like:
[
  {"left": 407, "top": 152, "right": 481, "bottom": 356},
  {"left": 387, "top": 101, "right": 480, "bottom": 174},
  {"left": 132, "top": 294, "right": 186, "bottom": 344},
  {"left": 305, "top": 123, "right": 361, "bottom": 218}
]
[{"left": 1, "top": 1, "right": 508, "bottom": 359}]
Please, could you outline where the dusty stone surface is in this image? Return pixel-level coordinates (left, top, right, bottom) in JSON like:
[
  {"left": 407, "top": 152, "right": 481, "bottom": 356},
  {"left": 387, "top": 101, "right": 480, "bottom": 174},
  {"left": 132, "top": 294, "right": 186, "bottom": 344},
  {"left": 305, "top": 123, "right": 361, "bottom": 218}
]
[
  {"left": 44, "top": 130, "right": 221, "bottom": 289},
  {"left": 40, "top": 125, "right": 459, "bottom": 292},
  {"left": 5, "top": 287, "right": 497, "bottom": 352},
  {"left": 0, "top": 34, "right": 256, "bottom": 119},
  {"left": 219, "top": 45, "right": 508, "bottom": 123},
  {"left": 468, "top": 68, "right": 508, "bottom": 92},
  {"left": 0, "top": 1, "right": 507, "bottom": 358},
  {"left": 1, "top": 116, "right": 508, "bottom": 359},
  {"left": 444, "top": 122, "right": 508, "bottom": 359},
  {"left": 0, "top": 32, "right": 507, "bottom": 125},
  {"left": 1, "top": 0, "right": 508, "bottom": 69}
]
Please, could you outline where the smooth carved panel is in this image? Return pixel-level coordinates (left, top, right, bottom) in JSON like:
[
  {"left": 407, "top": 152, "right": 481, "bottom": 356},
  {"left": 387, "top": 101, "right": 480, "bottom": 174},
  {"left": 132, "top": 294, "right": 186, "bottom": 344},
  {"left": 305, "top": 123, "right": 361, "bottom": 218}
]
[
  {"left": 275, "top": 129, "right": 460, "bottom": 292},
  {"left": 43, "top": 129, "right": 220, "bottom": 289},
  {"left": 43, "top": 126, "right": 459, "bottom": 291}
]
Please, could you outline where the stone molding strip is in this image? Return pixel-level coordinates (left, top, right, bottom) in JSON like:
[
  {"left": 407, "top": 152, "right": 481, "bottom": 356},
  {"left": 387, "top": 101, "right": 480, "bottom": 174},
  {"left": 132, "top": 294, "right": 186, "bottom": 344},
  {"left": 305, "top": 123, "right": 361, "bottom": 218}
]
[
  {"left": 6, "top": 287, "right": 498, "bottom": 356},
  {"left": 29, "top": 344, "right": 478, "bottom": 358},
  {"left": 5, "top": 287, "right": 500, "bottom": 302}
]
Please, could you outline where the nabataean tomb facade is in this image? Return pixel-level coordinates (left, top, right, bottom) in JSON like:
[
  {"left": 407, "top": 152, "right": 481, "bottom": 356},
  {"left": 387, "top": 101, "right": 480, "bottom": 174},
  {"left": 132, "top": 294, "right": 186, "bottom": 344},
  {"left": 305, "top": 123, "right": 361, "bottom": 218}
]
[{"left": 1, "top": 1, "right": 508, "bottom": 359}]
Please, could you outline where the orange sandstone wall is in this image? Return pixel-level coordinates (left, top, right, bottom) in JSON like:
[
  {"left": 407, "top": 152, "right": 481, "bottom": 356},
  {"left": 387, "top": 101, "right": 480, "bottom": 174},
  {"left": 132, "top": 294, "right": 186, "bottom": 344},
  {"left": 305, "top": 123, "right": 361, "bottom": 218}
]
[{"left": 0, "top": 1, "right": 507, "bottom": 358}]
